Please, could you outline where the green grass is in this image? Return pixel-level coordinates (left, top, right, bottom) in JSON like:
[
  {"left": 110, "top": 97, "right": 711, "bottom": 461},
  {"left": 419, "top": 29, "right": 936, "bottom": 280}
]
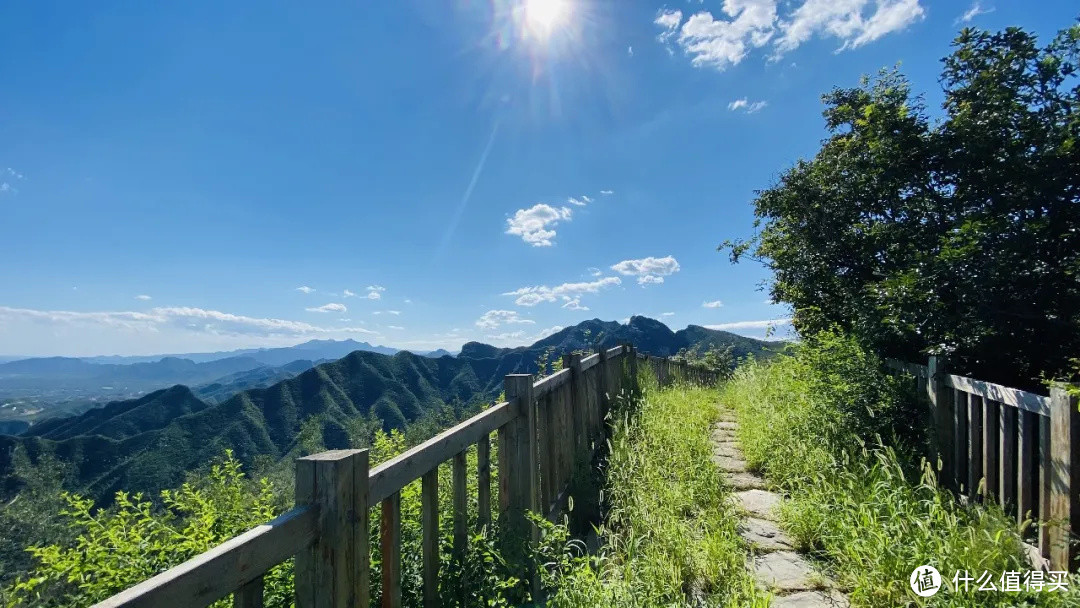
[
  {"left": 722, "top": 333, "right": 1080, "bottom": 607},
  {"left": 536, "top": 375, "right": 766, "bottom": 607}
]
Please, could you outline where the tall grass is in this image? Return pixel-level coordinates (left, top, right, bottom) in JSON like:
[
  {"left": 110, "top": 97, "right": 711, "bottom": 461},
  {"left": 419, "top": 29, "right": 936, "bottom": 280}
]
[
  {"left": 723, "top": 332, "right": 1080, "bottom": 606},
  {"left": 536, "top": 376, "right": 766, "bottom": 607}
]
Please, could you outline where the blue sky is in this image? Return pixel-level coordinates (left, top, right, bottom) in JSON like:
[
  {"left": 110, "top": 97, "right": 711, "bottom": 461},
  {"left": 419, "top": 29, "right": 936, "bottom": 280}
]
[{"left": 0, "top": 0, "right": 1075, "bottom": 357}]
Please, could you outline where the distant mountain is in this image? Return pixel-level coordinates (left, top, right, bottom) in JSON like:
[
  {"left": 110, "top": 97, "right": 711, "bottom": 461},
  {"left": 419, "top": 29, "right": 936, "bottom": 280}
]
[
  {"left": 0, "top": 317, "right": 774, "bottom": 503},
  {"left": 76, "top": 339, "right": 400, "bottom": 366},
  {"left": 0, "top": 350, "right": 518, "bottom": 502},
  {"left": 459, "top": 316, "right": 775, "bottom": 362},
  {"left": 0, "top": 356, "right": 267, "bottom": 392}
]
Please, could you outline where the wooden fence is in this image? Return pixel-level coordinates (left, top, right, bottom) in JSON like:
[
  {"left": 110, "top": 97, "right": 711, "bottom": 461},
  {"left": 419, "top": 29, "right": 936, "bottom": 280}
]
[
  {"left": 885, "top": 357, "right": 1079, "bottom": 572},
  {"left": 92, "top": 344, "right": 721, "bottom": 608}
]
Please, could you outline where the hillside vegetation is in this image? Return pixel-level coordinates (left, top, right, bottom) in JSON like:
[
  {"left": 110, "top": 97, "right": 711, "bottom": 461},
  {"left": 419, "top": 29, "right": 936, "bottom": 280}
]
[
  {"left": 723, "top": 333, "right": 1080, "bottom": 606},
  {"left": 536, "top": 380, "right": 764, "bottom": 607},
  {"left": 0, "top": 316, "right": 771, "bottom": 508}
]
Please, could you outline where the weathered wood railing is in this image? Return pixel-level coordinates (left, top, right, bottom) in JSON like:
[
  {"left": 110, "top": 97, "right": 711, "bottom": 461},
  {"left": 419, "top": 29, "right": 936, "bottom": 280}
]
[
  {"left": 886, "top": 357, "right": 1079, "bottom": 572},
  {"left": 91, "top": 344, "right": 721, "bottom": 608}
]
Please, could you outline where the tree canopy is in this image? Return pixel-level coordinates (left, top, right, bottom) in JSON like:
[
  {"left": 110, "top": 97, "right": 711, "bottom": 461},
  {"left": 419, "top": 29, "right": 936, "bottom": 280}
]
[{"left": 727, "top": 21, "right": 1080, "bottom": 390}]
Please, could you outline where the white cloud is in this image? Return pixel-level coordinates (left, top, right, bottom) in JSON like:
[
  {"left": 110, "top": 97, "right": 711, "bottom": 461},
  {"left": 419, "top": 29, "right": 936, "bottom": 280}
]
[
  {"left": 0, "top": 305, "right": 378, "bottom": 340},
  {"left": 387, "top": 325, "right": 404, "bottom": 330},
  {"left": 586, "top": 267, "right": 602, "bottom": 277},
  {"left": 729, "top": 98, "right": 767, "bottom": 113},
  {"left": 561, "top": 297, "right": 589, "bottom": 311},
  {"left": 656, "top": 0, "right": 924, "bottom": 71},
  {"left": 567, "top": 195, "right": 593, "bottom": 207},
  {"left": 957, "top": 2, "right": 993, "bottom": 23},
  {"left": 668, "top": 1, "right": 777, "bottom": 71},
  {"left": 135, "top": 295, "right": 152, "bottom": 301},
  {"left": 404, "top": 298, "right": 413, "bottom": 304},
  {"left": 703, "top": 300, "right": 725, "bottom": 308},
  {"left": 628, "top": 45, "right": 634, "bottom": 57},
  {"left": 775, "top": 0, "right": 924, "bottom": 54},
  {"left": 296, "top": 286, "right": 315, "bottom": 294},
  {"left": 704, "top": 318, "right": 792, "bottom": 330},
  {"left": 306, "top": 302, "right": 347, "bottom": 313},
  {"left": 367, "top": 285, "right": 385, "bottom": 292},
  {"left": 373, "top": 310, "right": 401, "bottom": 316},
  {"left": 505, "top": 204, "right": 573, "bottom": 247},
  {"left": 476, "top": 309, "right": 536, "bottom": 329},
  {"left": 343, "top": 289, "right": 357, "bottom": 298},
  {"left": 600, "top": 190, "right": 614, "bottom": 196},
  {"left": 487, "top": 330, "right": 526, "bottom": 342},
  {"left": 1, "top": 169, "right": 23, "bottom": 195},
  {"left": 537, "top": 325, "right": 563, "bottom": 338},
  {"left": 655, "top": 9, "right": 683, "bottom": 46},
  {"left": 503, "top": 277, "right": 621, "bottom": 306},
  {"left": 610, "top": 255, "right": 680, "bottom": 286},
  {"left": 365, "top": 285, "right": 385, "bottom": 299},
  {"left": 661, "top": 312, "right": 675, "bottom": 317}
]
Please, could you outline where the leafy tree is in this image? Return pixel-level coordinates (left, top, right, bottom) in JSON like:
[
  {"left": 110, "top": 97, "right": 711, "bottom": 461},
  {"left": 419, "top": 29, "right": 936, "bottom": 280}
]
[
  {"left": 672, "top": 345, "right": 736, "bottom": 380},
  {"left": 0, "top": 449, "right": 72, "bottom": 587},
  {"left": 725, "top": 21, "right": 1080, "bottom": 389}
]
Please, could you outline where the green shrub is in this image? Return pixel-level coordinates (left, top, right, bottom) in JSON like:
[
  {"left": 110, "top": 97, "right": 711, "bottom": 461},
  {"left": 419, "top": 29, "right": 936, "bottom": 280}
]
[
  {"left": 536, "top": 381, "right": 765, "bottom": 607},
  {"left": 3, "top": 422, "right": 525, "bottom": 608},
  {"left": 723, "top": 331, "right": 1080, "bottom": 606},
  {"left": 2, "top": 451, "right": 291, "bottom": 608}
]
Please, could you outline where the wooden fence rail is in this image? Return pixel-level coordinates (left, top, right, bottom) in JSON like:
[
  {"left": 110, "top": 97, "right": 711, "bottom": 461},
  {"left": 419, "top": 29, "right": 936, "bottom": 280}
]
[
  {"left": 93, "top": 344, "right": 721, "bottom": 608},
  {"left": 885, "top": 357, "right": 1079, "bottom": 572}
]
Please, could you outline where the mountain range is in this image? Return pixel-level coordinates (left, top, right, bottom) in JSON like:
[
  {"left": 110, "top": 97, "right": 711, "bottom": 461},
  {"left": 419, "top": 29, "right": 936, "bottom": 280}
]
[
  {"left": 0, "top": 317, "right": 778, "bottom": 504},
  {"left": 0, "top": 340, "right": 457, "bottom": 426}
]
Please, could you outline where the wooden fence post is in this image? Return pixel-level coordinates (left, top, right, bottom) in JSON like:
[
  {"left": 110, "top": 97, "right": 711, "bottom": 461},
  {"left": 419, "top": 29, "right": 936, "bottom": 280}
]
[
  {"left": 597, "top": 346, "right": 609, "bottom": 425},
  {"left": 477, "top": 436, "right": 491, "bottom": 533},
  {"left": 928, "top": 356, "right": 953, "bottom": 487},
  {"left": 627, "top": 344, "right": 638, "bottom": 397},
  {"left": 1048, "top": 385, "right": 1079, "bottom": 571},
  {"left": 563, "top": 353, "right": 587, "bottom": 460},
  {"left": 295, "top": 449, "right": 369, "bottom": 608},
  {"left": 503, "top": 374, "right": 539, "bottom": 591},
  {"left": 421, "top": 469, "right": 439, "bottom": 608},
  {"left": 380, "top": 492, "right": 401, "bottom": 608}
]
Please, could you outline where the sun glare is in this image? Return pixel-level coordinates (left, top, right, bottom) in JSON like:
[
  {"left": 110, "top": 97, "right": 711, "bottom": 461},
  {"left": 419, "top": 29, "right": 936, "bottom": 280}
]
[{"left": 523, "top": 0, "right": 569, "bottom": 39}]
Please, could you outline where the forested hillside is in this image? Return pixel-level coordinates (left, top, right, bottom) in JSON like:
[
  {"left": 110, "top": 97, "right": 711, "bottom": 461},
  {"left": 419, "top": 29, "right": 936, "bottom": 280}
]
[{"left": 0, "top": 316, "right": 770, "bottom": 507}]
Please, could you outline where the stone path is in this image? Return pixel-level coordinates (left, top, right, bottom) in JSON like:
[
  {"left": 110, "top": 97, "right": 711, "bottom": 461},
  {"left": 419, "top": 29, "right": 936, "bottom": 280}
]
[{"left": 711, "top": 411, "right": 851, "bottom": 608}]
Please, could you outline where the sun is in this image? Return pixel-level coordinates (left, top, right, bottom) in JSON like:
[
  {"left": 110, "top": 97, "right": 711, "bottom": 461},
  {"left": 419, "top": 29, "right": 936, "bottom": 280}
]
[{"left": 523, "top": 0, "right": 569, "bottom": 39}]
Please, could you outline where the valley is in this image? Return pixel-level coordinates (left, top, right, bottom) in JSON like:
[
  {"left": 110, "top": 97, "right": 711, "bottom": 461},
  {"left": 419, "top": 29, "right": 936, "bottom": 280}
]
[{"left": 0, "top": 317, "right": 775, "bottom": 506}]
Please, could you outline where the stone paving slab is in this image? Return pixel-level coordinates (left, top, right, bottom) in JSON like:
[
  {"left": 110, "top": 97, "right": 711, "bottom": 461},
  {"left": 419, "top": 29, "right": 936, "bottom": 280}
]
[
  {"left": 728, "top": 471, "right": 768, "bottom": 490},
  {"left": 711, "top": 426, "right": 738, "bottom": 439},
  {"left": 713, "top": 444, "right": 743, "bottom": 458},
  {"left": 716, "top": 421, "right": 739, "bottom": 430},
  {"left": 738, "top": 517, "right": 794, "bottom": 551},
  {"left": 771, "top": 590, "right": 850, "bottom": 608},
  {"left": 752, "top": 551, "right": 821, "bottom": 592},
  {"left": 713, "top": 454, "right": 749, "bottom": 472},
  {"left": 733, "top": 489, "right": 782, "bottom": 520}
]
